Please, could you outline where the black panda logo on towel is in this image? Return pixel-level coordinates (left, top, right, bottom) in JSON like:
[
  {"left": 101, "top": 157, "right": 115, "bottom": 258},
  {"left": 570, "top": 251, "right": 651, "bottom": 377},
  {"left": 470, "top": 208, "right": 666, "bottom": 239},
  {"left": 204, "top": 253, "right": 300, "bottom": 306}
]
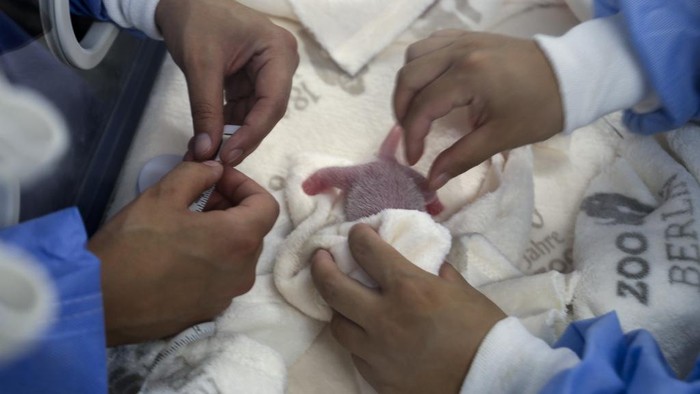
[{"left": 581, "top": 193, "right": 655, "bottom": 226}]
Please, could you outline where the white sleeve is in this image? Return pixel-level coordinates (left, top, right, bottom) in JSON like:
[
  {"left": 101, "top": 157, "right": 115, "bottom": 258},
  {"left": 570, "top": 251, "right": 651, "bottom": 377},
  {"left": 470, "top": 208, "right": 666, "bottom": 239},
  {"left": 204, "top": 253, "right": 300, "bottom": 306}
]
[
  {"left": 534, "top": 14, "right": 657, "bottom": 134},
  {"left": 459, "top": 317, "right": 580, "bottom": 394},
  {"left": 102, "top": 0, "right": 163, "bottom": 40}
]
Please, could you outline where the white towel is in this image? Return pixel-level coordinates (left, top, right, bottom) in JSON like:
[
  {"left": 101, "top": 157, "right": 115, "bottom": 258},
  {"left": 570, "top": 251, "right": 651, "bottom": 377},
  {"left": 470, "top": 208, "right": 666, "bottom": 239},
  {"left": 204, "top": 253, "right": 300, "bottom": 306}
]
[
  {"left": 274, "top": 152, "right": 452, "bottom": 322},
  {"left": 109, "top": 323, "right": 287, "bottom": 394},
  {"left": 286, "top": 144, "right": 580, "bottom": 393},
  {"left": 238, "top": 0, "right": 506, "bottom": 75},
  {"left": 103, "top": 3, "right": 607, "bottom": 393},
  {"left": 571, "top": 125, "right": 700, "bottom": 376},
  {"left": 141, "top": 333, "right": 287, "bottom": 394}
]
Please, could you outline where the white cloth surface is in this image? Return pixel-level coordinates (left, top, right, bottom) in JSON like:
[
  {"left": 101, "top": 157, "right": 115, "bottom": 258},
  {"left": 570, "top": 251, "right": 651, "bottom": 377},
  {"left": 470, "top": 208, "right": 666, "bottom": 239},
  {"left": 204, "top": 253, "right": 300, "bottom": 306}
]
[
  {"left": 457, "top": 124, "right": 700, "bottom": 394},
  {"left": 101, "top": 2, "right": 700, "bottom": 393},
  {"left": 109, "top": 329, "right": 287, "bottom": 394},
  {"left": 239, "top": 0, "right": 506, "bottom": 75}
]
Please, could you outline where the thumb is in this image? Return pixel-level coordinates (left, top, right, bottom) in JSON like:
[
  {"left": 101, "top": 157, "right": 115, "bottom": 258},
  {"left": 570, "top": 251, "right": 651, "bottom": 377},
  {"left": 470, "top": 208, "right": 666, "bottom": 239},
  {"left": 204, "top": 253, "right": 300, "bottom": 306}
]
[
  {"left": 186, "top": 64, "right": 225, "bottom": 161},
  {"left": 438, "top": 262, "right": 469, "bottom": 286},
  {"left": 155, "top": 161, "right": 223, "bottom": 208}
]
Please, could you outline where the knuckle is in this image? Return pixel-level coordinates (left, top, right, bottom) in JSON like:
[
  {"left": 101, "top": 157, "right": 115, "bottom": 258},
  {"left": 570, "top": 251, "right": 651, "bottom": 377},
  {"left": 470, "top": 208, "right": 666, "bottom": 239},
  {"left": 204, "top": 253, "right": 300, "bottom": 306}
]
[
  {"left": 182, "top": 48, "right": 218, "bottom": 77},
  {"left": 395, "top": 66, "right": 412, "bottom": 88},
  {"left": 201, "top": 298, "right": 231, "bottom": 319},
  {"left": 457, "top": 49, "right": 490, "bottom": 70},
  {"left": 235, "top": 233, "right": 264, "bottom": 254},
  {"left": 405, "top": 42, "right": 421, "bottom": 60},
  {"left": 316, "top": 273, "right": 339, "bottom": 301},
  {"left": 190, "top": 101, "right": 220, "bottom": 124},
  {"left": 393, "top": 277, "right": 421, "bottom": 299},
  {"left": 235, "top": 272, "right": 256, "bottom": 295},
  {"left": 267, "top": 197, "right": 281, "bottom": 222},
  {"left": 152, "top": 180, "right": 180, "bottom": 201},
  {"left": 278, "top": 29, "right": 299, "bottom": 55},
  {"left": 269, "top": 99, "right": 288, "bottom": 121}
]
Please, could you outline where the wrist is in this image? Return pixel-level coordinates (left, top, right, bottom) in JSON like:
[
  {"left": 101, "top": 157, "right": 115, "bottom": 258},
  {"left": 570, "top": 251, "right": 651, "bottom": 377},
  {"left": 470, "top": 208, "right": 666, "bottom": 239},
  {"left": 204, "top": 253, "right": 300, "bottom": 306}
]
[{"left": 154, "top": 0, "right": 177, "bottom": 38}]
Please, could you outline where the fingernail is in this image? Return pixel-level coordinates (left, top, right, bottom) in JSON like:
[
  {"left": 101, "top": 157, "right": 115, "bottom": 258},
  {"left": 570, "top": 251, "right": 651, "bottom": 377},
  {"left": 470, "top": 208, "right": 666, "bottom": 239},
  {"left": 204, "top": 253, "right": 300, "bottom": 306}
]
[
  {"left": 430, "top": 173, "right": 450, "bottom": 190},
  {"left": 408, "top": 150, "right": 420, "bottom": 166},
  {"left": 202, "top": 160, "right": 220, "bottom": 168},
  {"left": 194, "top": 134, "right": 212, "bottom": 159},
  {"left": 224, "top": 148, "right": 243, "bottom": 165}
]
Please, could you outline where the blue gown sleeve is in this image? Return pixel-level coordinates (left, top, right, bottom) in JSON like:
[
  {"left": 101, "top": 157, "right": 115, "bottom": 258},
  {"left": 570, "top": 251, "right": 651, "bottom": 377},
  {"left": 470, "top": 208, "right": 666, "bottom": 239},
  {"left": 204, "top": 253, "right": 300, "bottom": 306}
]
[
  {"left": 0, "top": 208, "right": 107, "bottom": 394},
  {"left": 593, "top": 0, "right": 700, "bottom": 134},
  {"left": 69, "top": 0, "right": 111, "bottom": 22},
  {"left": 539, "top": 312, "right": 700, "bottom": 393}
]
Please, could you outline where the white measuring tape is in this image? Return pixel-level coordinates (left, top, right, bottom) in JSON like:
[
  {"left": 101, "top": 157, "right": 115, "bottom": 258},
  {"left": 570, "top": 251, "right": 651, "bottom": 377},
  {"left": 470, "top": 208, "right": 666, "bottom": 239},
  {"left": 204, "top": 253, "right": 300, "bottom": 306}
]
[
  {"left": 148, "top": 321, "right": 217, "bottom": 372},
  {"left": 187, "top": 124, "right": 240, "bottom": 212}
]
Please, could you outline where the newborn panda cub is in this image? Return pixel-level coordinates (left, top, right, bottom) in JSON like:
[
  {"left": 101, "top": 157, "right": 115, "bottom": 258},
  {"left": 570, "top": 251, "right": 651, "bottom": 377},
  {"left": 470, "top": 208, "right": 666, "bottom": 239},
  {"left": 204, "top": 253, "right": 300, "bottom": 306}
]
[{"left": 302, "top": 126, "right": 444, "bottom": 220}]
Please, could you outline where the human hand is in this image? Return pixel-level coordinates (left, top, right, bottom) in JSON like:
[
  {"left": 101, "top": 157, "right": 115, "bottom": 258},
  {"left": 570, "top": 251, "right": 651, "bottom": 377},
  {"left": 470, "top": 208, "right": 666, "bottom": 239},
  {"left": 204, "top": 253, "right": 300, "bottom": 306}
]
[
  {"left": 394, "top": 30, "right": 563, "bottom": 190},
  {"left": 155, "top": 0, "right": 299, "bottom": 164},
  {"left": 310, "top": 224, "right": 506, "bottom": 394},
  {"left": 88, "top": 161, "right": 279, "bottom": 346}
]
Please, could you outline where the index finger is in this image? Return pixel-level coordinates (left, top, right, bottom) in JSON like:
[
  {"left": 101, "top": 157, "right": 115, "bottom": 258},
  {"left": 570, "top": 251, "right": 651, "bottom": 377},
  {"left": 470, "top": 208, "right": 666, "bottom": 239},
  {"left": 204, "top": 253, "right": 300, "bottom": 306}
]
[
  {"left": 186, "top": 58, "right": 226, "bottom": 161},
  {"left": 220, "top": 42, "right": 298, "bottom": 166},
  {"left": 208, "top": 167, "right": 280, "bottom": 234}
]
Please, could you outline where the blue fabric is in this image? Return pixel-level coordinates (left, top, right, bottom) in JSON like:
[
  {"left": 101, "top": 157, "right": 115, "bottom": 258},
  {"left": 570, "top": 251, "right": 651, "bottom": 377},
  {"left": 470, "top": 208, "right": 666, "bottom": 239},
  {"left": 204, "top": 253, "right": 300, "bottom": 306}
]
[
  {"left": 540, "top": 313, "right": 700, "bottom": 393},
  {"left": 69, "top": 0, "right": 110, "bottom": 22},
  {"left": 69, "top": 0, "right": 149, "bottom": 39},
  {"left": 0, "top": 208, "right": 107, "bottom": 394},
  {"left": 594, "top": 0, "right": 700, "bottom": 134},
  {"left": 0, "top": 10, "right": 35, "bottom": 54}
]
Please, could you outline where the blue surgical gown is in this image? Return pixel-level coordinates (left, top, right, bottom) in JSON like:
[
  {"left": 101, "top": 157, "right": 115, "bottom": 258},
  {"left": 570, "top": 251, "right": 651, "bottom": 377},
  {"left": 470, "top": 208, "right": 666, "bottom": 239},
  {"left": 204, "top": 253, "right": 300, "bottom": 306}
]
[
  {"left": 0, "top": 209, "right": 106, "bottom": 394},
  {"left": 69, "top": 0, "right": 110, "bottom": 22},
  {"left": 595, "top": 0, "right": 700, "bottom": 134},
  {"left": 541, "top": 312, "right": 700, "bottom": 393}
]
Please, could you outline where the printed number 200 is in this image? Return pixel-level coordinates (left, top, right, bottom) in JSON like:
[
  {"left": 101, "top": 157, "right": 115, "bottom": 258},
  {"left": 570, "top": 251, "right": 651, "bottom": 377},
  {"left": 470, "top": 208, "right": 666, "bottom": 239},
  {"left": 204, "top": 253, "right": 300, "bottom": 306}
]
[{"left": 616, "top": 280, "right": 648, "bottom": 305}]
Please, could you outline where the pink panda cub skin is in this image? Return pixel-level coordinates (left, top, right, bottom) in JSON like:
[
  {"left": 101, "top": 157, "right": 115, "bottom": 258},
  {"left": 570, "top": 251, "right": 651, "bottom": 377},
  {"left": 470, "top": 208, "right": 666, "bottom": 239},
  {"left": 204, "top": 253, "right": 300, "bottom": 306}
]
[{"left": 302, "top": 126, "right": 444, "bottom": 221}]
